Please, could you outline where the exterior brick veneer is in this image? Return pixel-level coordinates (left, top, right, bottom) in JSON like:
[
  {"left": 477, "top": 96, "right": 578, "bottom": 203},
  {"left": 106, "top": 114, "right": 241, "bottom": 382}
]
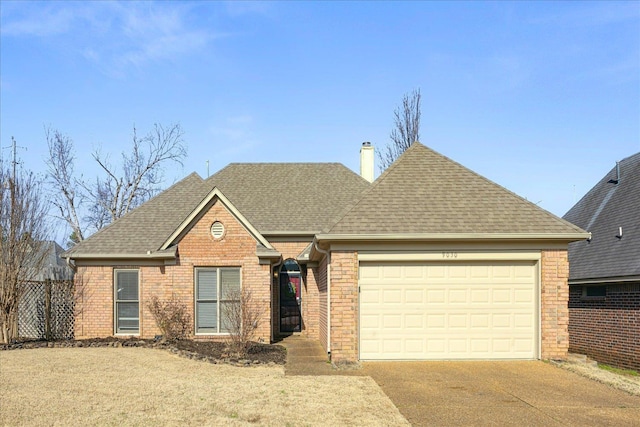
[
  {"left": 328, "top": 251, "right": 359, "bottom": 363},
  {"left": 540, "top": 250, "right": 570, "bottom": 360},
  {"left": 75, "top": 200, "right": 272, "bottom": 342},
  {"left": 569, "top": 283, "right": 640, "bottom": 371}
]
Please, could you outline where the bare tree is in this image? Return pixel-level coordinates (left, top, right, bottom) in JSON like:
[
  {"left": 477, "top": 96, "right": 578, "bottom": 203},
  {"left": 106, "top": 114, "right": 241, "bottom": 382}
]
[
  {"left": 45, "top": 123, "right": 187, "bottom": 242},
  {"left": 0, "top": 158, "right": 50, "bottom": 343},
  {"left": 221, "top": 288, "right": 263, "bottom": 357},
  {"left": 378, "top": 88, "right": 421, "bottom": 171},
  {"left": 45, "top": 128, "right": 84, "bottom": 244}
]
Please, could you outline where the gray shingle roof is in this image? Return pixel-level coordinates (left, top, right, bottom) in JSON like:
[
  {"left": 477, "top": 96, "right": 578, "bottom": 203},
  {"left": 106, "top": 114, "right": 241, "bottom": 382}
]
[
  {"left": 66, "top": 164, "right": 369, "bottom": 257},
  {"left": 563, "top": 152, "right": 640, "bottom": 281},
  {"left": 205, "top": 163, "right": 370, "bottom": 234},
  {"left": 328, "top": 142, "right": 587, "bottom": 236},
  {"left": 65, "top": 173, "right": 209, "bottom": 256}
]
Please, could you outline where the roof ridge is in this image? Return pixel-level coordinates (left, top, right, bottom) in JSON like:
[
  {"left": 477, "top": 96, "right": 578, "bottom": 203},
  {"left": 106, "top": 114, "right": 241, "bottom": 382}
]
[{"left": 324, "top": 142, "right": 422, "bottom": 232}]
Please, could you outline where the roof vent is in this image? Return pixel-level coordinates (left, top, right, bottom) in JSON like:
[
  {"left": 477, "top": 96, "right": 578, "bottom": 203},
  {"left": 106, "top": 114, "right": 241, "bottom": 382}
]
[
  {"left": 608, "top": 162, "right": 620, "bottom": 185},
  {"left": 211, "top": 221, "right": 225, "bottom": 239},
  {"left": 616, "top": 226, "right": 623, "bottom": 239}
]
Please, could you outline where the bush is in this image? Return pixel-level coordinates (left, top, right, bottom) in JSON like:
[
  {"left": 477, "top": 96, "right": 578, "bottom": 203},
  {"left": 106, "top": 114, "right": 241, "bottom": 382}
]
[
  {"left": 221, "top": 288, "right": 262, "bottom": 357},
  {"left": 146, "top": 295, "right": 191, "bottom": 342}
]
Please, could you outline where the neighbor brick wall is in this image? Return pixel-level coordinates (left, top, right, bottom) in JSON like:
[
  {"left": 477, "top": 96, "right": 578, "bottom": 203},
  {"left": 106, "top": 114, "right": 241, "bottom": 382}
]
[
  {"left": 75, "top": 199, "right": 272, "bottom": 343},
  {"left": 328, "top": 250, "right": 358, "bottom": 363},
  {"left": 569, "top": 283, "right": 640, "bottom": 371},
  {"left": 540, "top": 250, "right": 570, "bottom": 360}
]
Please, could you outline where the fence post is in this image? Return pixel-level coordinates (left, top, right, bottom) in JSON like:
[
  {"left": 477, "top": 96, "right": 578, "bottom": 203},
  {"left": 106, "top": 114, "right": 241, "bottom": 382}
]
[{"left": 45, "top": 279, "right": 51, "bottom": 341}]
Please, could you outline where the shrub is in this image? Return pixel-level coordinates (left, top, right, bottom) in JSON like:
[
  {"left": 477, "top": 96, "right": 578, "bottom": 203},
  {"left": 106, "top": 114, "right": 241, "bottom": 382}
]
[
  {"left": 221, "top": 288, "right": 262, "bottom": 357},
  {"left": 146, "top": 295, "right": 191, "bottom": 342}
]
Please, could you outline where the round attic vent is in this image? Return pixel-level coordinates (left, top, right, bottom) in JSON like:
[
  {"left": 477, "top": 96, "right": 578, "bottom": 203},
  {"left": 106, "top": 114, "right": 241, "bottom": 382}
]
[{"left": 210, "top": 221, "right": 225, "bottom": 239}]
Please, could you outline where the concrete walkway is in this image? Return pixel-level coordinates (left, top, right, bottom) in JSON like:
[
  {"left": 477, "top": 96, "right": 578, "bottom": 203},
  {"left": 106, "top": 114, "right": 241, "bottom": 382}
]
[{"left": 278, "top": 335, "right": 341, "bottom": 376}]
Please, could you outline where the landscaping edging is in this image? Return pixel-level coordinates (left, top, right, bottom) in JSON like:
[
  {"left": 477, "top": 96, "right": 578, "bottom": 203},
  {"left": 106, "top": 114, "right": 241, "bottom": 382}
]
[{"left": 0, "top": 338, "right": 286, "bottom": 368}]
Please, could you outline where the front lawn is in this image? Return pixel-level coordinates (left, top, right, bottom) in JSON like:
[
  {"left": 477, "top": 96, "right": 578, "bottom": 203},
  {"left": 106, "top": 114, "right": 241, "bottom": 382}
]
[{"left": 0, "top": 347, "right": 408, "bottom": 426}]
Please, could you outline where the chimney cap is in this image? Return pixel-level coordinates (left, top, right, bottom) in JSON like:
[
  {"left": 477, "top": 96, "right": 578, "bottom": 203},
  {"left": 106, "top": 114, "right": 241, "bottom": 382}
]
[{"left": 362, "top": 141, "right": 371, "bottom": 147}]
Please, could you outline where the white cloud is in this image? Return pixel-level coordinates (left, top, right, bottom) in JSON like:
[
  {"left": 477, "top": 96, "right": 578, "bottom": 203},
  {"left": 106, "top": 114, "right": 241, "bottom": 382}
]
[{"left": 1, "top": 1, "right": 225, "bottom": 76}]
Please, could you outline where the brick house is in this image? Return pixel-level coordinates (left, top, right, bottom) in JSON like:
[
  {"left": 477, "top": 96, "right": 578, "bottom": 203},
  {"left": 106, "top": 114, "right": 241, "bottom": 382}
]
[
  {"left": 563, "top": 152, "right": 640, "bottom": 371},
  {"left": 65, "top": 142, "right": 588, "bottom": 363}
]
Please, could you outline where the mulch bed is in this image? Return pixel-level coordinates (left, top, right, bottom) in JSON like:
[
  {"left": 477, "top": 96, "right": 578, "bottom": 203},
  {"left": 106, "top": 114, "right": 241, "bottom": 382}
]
[{"left": 0, "top": 337, "right": 287, "bottom": 367}]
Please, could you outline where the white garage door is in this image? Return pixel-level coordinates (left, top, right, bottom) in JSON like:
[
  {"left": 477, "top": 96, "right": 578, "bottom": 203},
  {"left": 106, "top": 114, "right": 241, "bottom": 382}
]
[{"left": 359, "top": 261, "right": 537, "bottom": 360}]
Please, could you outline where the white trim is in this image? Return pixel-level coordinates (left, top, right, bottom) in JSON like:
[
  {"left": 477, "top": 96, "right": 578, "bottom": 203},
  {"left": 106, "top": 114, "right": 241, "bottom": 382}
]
[
  {"left": 358, "top": 251, "right": 542, "bottom": 262},
  {"left": 569, "top": 275, "right": 640, "bottom": 285},
  {"left": 317, "top": 232, "right": 590, "bottom": 242},
  {"left": 113, "top": 268, "right": 140, "bottom": 335},
  {"left": 161, "top": 187, "right": 274, "bottom": 250}
]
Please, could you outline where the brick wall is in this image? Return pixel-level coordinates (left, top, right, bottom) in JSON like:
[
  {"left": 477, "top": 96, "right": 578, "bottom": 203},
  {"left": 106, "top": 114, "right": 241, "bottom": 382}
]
[
  {"left": 328, "top": 250, "right": 358, "bottom": 363},
  {"left": 569, "top": 283, "right": 640, "bottom": 371},
  {"left": 75, "top": 199, "right": 272, "bottom": 343},
  {"left": 540, "top": 250, "right": 570, "bottom": 360}
]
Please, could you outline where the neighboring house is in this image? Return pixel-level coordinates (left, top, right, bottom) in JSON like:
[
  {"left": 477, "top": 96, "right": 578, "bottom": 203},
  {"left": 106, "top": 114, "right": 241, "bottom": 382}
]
[
  {"left": 563, "top": 152, "right": 640, "bottom": 371},
  {"left": 64, "top": 142, "right": 588, "bottom": 363}
]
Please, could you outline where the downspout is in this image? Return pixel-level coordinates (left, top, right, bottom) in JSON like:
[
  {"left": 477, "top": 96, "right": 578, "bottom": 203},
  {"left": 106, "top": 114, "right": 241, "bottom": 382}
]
[
  {"left": 313, "top": 241, "right": 331, "bottom": 354},
  {"left": 271, "top": 258, "right": 282, "bottom": 343}
]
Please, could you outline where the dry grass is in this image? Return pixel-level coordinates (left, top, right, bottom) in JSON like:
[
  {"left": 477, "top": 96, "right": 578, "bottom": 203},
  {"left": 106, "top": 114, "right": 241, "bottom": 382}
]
[{"left": 0, "top": 348, "right": 408, "bottom": 426}]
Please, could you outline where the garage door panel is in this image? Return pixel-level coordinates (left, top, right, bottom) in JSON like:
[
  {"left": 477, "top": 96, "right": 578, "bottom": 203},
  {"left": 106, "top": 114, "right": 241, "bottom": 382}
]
[{"left": 359, "top": 261, "right": 537, "bottom": 360}]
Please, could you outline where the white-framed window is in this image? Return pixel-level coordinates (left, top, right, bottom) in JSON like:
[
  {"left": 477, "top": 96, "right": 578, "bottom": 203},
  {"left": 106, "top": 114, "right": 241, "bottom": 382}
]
[
  {"left": 114, "top": 269, "right": 139, "bottom": 334},
  {"left": 195, "top": 267, "right": 241, "bottom": 334}
]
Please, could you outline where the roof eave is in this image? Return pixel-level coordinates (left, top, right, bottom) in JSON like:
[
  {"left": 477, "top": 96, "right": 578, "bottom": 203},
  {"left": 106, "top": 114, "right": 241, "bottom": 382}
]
[
  {"left": 66, "top": 247, "right": 177, "bottom": 261},
  {"left": 315, "top": 232, "right": 591, "bottom": 243}
]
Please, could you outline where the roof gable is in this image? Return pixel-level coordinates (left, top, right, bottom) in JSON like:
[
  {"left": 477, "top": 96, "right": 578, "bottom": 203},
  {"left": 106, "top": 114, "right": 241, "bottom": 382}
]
[
  {"left": 161, "top": 187, "right": 273, "bottom": 250},
  {"left": 327, "top": 143, "right": 587, "bottom": 237},
  {"left": 563, "top": 152, "right": 640, "bottom": 281}
]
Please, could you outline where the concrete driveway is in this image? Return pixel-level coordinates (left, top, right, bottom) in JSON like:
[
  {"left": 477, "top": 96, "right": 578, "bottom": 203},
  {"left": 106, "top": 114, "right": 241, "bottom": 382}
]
[{"left": 360, "top": 361, "right": 640, "bottom": 427}]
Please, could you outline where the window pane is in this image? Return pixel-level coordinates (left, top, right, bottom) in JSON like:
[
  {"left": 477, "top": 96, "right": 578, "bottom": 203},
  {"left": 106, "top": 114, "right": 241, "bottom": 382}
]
[
  {"left": 116, "top": 271, "right": 138, "bottom": 301},
  {"left": 117, "top": 302, "right": 139, "bottom": 332},
  {"left": 220, "top": 268, "right": 241, "bottom": 300},
  {"left": 197, "top": 301, "right": 217, "bottom": 332},
  {"left": 197, "top": 270, "right": 217, "bottom": 300}
]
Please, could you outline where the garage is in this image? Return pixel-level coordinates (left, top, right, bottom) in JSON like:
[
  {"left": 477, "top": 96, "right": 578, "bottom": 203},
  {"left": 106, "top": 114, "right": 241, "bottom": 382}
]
[{"left": 359, "top": 260, "right": 538, "bottom": 360}]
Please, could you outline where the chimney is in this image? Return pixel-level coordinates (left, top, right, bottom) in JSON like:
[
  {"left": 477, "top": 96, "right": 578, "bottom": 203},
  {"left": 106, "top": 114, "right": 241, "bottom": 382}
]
[{"left": 360, "top": 142, "right": 374, "bottom": 183}]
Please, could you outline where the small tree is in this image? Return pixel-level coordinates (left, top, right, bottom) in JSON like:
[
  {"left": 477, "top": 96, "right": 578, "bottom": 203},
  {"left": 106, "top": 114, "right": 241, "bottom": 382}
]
[
  {"left": 0, "top": 158, "right": 50, "bottom": 343},
  {"left": 146, "top": 294, "right": 191, "bottom": 342},
  {"left": 222, "top": 288, "right": 262, "bottom": 357},
  {"left": 378, "top": 88, "right": 421, "bottom": 172}
]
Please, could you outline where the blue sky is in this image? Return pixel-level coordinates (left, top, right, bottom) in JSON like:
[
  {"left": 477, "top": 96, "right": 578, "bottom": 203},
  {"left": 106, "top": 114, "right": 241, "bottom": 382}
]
[{"left": 1, "top": 1, "right": 639, "bottom": 232}]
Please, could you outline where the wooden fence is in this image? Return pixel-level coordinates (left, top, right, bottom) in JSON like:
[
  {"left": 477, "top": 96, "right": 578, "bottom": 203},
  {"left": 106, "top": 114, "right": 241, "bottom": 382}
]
[{"left": 18, "top": 280, "right": 75, "bottom": 340}]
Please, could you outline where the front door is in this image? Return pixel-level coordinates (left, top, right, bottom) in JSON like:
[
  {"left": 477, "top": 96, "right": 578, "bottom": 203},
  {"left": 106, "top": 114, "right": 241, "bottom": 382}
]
[{"left": 279, "top": 259, "right": 302, "bottom": 333}]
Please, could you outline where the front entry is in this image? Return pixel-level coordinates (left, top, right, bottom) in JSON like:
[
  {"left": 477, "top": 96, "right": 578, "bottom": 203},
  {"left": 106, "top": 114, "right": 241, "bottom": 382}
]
[{"left": 279, "top": 259, "right": 302, "bottom": 333}]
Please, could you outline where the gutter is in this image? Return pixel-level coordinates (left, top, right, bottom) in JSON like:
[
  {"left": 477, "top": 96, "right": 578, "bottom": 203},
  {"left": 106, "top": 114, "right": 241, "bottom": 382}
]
[
  {"left": 313, "top": 240, "right": 331, "bottom": 355},
  {"left": 315, "top": 232, "right": 591, "bottom": 242}
]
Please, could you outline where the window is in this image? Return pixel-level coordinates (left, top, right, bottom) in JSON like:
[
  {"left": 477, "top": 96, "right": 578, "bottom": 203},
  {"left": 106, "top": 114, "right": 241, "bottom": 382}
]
[
  {"left": 115, "top": 270, "right": 139, "bottom": 334},
  {"left": 582, "top": 285, "right": 607, "bottom": 299},
  {"left": 195, "top": 267, "right": 241, "bottom": 333}
]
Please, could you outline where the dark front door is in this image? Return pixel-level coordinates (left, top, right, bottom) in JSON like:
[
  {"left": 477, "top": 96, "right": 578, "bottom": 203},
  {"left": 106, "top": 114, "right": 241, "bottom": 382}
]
[{"left": 279, "top": 260, "right": 302, "bottom": 333}]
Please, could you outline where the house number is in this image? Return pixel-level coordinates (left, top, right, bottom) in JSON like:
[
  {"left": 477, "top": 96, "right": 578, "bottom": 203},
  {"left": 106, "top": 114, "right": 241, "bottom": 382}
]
[{"left": 442, "top": 252, "right": 458, "bottom": 258}]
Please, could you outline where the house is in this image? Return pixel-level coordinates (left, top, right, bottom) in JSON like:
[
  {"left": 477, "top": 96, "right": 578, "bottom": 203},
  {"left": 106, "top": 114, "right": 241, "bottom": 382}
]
[
  {"left": 563, "top": 152, "right": 640, "bottom": 371},
  {"left": 64, "top": 142, "right": 588, "bottom": 363}
]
